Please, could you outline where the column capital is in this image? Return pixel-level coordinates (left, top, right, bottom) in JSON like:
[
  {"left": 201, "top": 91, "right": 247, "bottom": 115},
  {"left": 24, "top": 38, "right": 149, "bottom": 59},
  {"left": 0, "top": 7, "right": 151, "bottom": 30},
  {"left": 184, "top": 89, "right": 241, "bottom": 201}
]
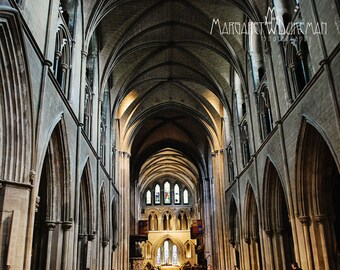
[
  {"left": 62, "top": 221, "right": 73, "bottom": 231},
  {"left": 81, "top": 50, "right": 88, "bottom": 58},
  {"left": 244, "top": 237, "right": 251, "bottom": 244},
  {"left": 264, "top": 228, "right": 273, "bottom": 236},
  {"left": 30, "top": 170, "right": 36, "bottom": 185},
  {"left": 45, "top": 221, "right": 56, "bottom": 230},
  {"left": 118, "top": 150, "right": 131, "bottom": 158},
  {"left": 88, "top": 233, "right": 96, "bottom": 241},
  {"left": 102, "top": 238, "right": 110, "bottom": 247},
  {"left": 298, "top": 215, "right": 310, "bottom": 226},
  {"left": 314, "top": 214, "right": 325, "bottom": 224}
]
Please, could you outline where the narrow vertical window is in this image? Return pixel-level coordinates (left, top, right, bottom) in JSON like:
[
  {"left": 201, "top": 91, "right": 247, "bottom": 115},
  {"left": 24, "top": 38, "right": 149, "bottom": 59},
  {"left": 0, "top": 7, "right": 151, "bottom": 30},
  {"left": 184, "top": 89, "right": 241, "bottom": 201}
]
[
  {"left": 156, "top": 247, "right": 161, "bottom": 265},
  {"left": 174, "top": 184, "right": 180, "bottom": 204},
  {"left": 155, "top": 184, "right": 160, "bottom": 204},
  {"left": 240, "top": 121, "right": 251, "bottom": 166},
  {"left": 164, "top": 240, "right": 169, "bottom": 264},
  {"left": 146, "top": 190, "right": 152, "bottom": 205},
  {"left": 183, "top": 189, "right": 189, "bottom": 204},
  {"left": 172, "top": 245, "right": 178, "bottom": 264},
  {"left": 164, "top": 182, "right": 171, "bottom": 204}
]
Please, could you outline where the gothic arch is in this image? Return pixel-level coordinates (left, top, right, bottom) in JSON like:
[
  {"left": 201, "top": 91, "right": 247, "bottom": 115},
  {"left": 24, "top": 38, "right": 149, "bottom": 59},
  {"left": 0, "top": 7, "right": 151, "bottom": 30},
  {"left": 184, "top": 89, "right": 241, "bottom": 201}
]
[
  {"left": 228, "top": 196, "right": 241, "bottom": 269},
  {"left": 79, "top": 160, "right": 95, "bottom": 235},
  {"left": 31, "top": 120, "right": 71, "bottom": 269},
  {"left": 0, "top": 7, "right": 32, "bottom": 184},
  {"left": 77, "top": 160, "right": 96, "bottom": 269},
  {"left": 295, "top": 118, "right": 340, "bottom": 269},
  {"left": 243, "top": 182, "right": 262, "bottom": 270},
  {"left": 151, "top": 235, "right": 185, "bottom": 265},
  {"left": 263, "top": 159, "right": 294, "bottom": 269}
]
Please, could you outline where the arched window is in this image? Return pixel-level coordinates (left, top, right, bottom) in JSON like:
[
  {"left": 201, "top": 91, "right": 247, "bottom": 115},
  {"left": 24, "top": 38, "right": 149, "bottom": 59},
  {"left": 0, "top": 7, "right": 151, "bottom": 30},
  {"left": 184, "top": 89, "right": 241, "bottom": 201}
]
[
  {"left": 155, "top": 184, "right": 161, "bottom": 204},
  {"left": 287, "top": 30, "right": 311, "bottom": 97},
  {"left": 234, "top": 72, "right": 246, "bottom": 121},
  {"left": 258, "top": 87, "right": 273, "bottom": 139},
  {"left": 156, "top": 247, "right": 162, "bottom": 264},
  {"left": 174, "top": 184, "right": 180, "bottom": 204},
  {"left": 240, "top": 121, "right": 251, "bottom": 166},
  {"left": 146, "top": 190, "right": 152, "bottom": 205},
  {"left": 172, "top": 245, "right": 178, "bottom": 264},
  {"left": 155, "top": 240, "right": 179, "bottom": 266},
  {"left": 59, "top": 0, "right": 76, "bottom": 35},
  {"left": 164, "top": 240, "right": 170, "bottom": 264},
  {"left": 164, "top": 182, "right": 171, "bottom": 204},
  {"left": 53, "top": 26, "right": 71, "bottom": 96},
  {"left": 183, "top": 189, "right": 189, "bottom": 204},
  {"left": 227, "top": 145, "right": 235, "bottom": 182},
  {"left": 83, "top": 85, "right": 93, "bottom": 139},
  {"left": 100, "top": 90, "right": 109, "bottom": 164},
  {"left": 248, "top": 20, "right": 265, "bottom": 89}
]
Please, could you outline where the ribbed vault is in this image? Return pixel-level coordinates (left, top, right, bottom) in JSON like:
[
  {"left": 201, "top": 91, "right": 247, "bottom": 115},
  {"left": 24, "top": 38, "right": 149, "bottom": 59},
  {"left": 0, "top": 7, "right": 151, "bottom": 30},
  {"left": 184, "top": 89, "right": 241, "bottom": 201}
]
[{"left": 82, "top": 0, "right": 265, "bottom": 198}]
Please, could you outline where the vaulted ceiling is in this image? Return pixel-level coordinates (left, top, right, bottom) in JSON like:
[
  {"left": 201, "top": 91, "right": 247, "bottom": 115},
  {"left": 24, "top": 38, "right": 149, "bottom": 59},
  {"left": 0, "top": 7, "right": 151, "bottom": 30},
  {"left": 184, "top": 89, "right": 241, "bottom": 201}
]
[{"left": 83, "top": 0, "right": 266, "bottom": 188}]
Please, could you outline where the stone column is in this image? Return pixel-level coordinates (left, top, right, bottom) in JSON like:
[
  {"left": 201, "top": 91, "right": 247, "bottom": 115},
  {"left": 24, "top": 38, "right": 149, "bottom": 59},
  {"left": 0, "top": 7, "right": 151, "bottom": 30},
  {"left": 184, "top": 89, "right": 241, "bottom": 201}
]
[
  {"left": 210, "top": 151, "right": 227, "bottom": 270},
  {"left": 158, "top": 216, "right": 162, "bottom": 231},
  {"left": 166, "top": 214, "right": 170, "bottom": 230},
  {"left": 264, "top": 229, "right": 274, "bottom": 269},
  {"left": 151, "top": 215, "right": 155, "bottom": 231},
  {"left": 62, "top": 221, "right": 73, "bottom": 270},
  {"left": 277, "top": 228, "right": 286, "bottom": 268},
  {"left": 45, "top": 221, "right": 56, "bottom": 270},
  {"left": 102, "top": 238, "right": 109, "bottom": 270},
  {"left": 254, "top": 237, "right": 261, "bottom": 270},
  {"left": 86, "top": 234, "right": 95, "bottom": 268},
  {"left": 117, "top": 151, "right": 131, "bottom": 270},
  {"left": 315, "top": 215, "right": 330, "bottom": 270},
  {"left": 299, "top": 216, "right": 314, "bottom": 270}
]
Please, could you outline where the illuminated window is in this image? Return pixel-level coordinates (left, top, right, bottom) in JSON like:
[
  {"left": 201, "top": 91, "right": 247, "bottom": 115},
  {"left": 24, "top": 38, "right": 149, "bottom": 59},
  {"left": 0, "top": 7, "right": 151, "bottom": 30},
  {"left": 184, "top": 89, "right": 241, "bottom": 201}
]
[
  {"left": 146, "top": 190, "right": 152, "bottom": 205},
  {"left": 164, "top": 240, "right": 170, "bottom": 264},
  {"left": 164, "top": 182, "right": 171, "bottom": 204},
  {"left": 155, "top": 184, "right": 161, "bottom": 204},
  {"left": 172, "top": 245, "right": 178, "bottom": 264},
  {"left": 156, "top": 247, "right": 161, "bottom": 265},
  {"left": 183, "top": 189, "right": 189, "bottom": 204},
  {"left": 174, "top": 184, "right": 180, "bottom": 204}
]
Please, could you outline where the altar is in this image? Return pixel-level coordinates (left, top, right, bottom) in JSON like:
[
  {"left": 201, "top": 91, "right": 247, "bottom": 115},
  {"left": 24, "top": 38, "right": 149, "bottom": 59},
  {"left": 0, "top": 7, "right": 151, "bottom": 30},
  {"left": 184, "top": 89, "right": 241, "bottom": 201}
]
[{"left": 159, "top": 266, "right": 180, "bottom": 270}]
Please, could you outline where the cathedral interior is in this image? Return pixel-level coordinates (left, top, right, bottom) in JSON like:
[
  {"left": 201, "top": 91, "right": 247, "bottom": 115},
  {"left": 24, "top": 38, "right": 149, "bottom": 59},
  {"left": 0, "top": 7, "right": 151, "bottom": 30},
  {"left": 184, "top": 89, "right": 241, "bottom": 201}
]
[{"left": 0, "top": 0, "right": 339, "bottom": 269}]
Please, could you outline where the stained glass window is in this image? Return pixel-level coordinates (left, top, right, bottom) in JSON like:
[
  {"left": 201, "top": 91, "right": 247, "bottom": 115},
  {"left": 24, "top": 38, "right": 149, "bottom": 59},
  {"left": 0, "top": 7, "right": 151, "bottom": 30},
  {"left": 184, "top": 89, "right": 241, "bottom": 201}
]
[
  {"left": 156, "top": 247, "right": 161, "bottom": 265},
  {"left": 155, "top": 184, "right": 160, "bottom": 204},
  {"left": 172, "top": 245, "right": 178, "bottom": 264},
  {"left": 174, "top": 184, "right": 180, "bottom": 204},
  {"left": 164, "top": 240, "right": 169, "bottom": 264},
  {"left": 146, "top": 190, "right": 151, "bottom": 205},
  {"left": 164, "top": 182, "right": 171, "bottom": 204},
  {"left": 183, "top": 189, "right": 189, "bottom": 204}
]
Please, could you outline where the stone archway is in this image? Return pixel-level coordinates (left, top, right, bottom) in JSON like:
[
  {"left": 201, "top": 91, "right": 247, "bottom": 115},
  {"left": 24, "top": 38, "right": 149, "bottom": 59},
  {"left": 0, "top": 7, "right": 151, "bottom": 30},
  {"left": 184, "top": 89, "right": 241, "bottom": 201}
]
[
  {"left": 31, "top": 121, "right": 71, "bottom": 270},
  {"left": 296, "top": 120, "right": 340, "bottom": 269},
  {"left": 243, "top": 183, "right": 262, "bottom": 270},
  {"left": 0, "top": 8, "right": 33, "bottom": 269},
  {"left": 263, "top": 160, "right": 295, "bottom": 269}
]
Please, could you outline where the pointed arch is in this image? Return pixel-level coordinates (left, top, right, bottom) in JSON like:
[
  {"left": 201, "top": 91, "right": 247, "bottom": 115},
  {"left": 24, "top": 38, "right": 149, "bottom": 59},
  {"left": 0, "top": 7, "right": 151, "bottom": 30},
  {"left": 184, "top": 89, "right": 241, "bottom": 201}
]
[
  {"left": 0, "top": 8, "right": 32, "bottom": 184},
  {"left": 228, "top": 196, "right": 241, "bottom": 269},
  {"left": 295, "top": 118, "right": 340, "bottom": 269},
  {"left": 79, "top": 160, "right": 95, "bottom": 235},
  {"left": 151, "top": 236, "right": 185, "bottom": 266},
  {"left": 243, "top": 182, "right": 262, "bottom": 270},
  {"left": 31, "top": 120, "right": 71, "bottom": 269},
  {"left": 77, "top": 160, "right": 95, "bottom": 269},
  {"left": 263, "top": 158, "right": 294, "bottom": 269}
]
